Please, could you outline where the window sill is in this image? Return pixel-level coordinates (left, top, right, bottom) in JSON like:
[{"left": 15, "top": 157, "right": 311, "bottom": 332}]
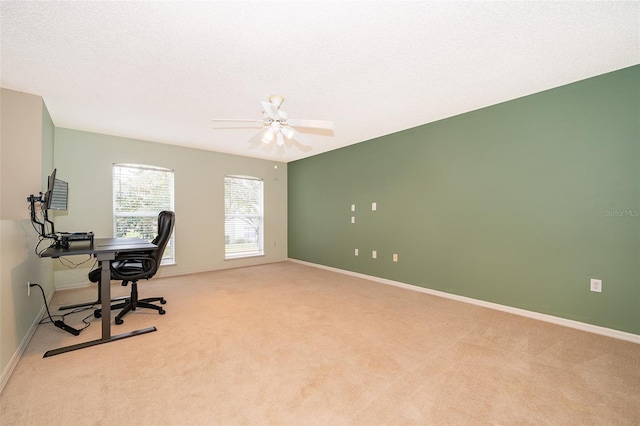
[{"left": 225, "top": 252, "right": 264, "bottom": 260}]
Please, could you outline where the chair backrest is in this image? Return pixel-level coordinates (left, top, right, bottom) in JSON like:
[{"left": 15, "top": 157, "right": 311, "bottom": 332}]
[
  {"left": 87, "top": 211, "right": 176, "bottom": 284},
  {"left": 150, "top": 210, "right": 175, "bottom": 269}
]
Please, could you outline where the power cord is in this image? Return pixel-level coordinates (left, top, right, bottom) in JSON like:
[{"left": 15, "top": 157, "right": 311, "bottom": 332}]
[
  {"left": 31, "top": 283, "right": 93, "bottom": 336},
  {"left": 58, "top": 256, "right": 96, "bottom": 269}
]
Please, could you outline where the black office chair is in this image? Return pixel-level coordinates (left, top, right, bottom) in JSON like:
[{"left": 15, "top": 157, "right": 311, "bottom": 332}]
[{"left": 89, "top": 210, "right": 175, "bottom": 325}]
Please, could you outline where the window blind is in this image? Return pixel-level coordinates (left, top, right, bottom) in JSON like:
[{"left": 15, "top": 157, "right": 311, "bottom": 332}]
[
  {"left": 113, "top": 163, "right": 175, "bottom": 263},
  {"left": 224, "top": 175, "right": 264, "bottom": 258}
]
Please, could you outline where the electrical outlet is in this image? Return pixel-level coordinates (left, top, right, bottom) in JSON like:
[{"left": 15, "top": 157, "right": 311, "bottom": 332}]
[
  {"left": 372, "top": 250, "right": 377, "bottom": 259},
  {"left": 27, "top": 281, "right": 31, "bottom": 296},
  {"left": 354, "top": 248, "right": 359, "bottom": 256},
  {"left": 590, "top": 278, "right": 602, "bottom": 293}
]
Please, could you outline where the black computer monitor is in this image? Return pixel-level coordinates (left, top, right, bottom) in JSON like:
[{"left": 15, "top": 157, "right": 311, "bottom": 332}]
[
  {"left": 44, "top": 169, "right": 68, "bottom": 211},
  {"left": 27, "top": 169, "right": 69, "bottom": 239}
]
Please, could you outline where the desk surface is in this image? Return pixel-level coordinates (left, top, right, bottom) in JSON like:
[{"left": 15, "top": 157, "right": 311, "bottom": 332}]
[{"left": 40, "top": 237, "right": 156, "bottom": 258}]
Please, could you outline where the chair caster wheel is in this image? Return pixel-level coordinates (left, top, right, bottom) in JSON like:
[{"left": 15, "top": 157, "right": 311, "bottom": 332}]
[
  {"left": 160, "top": 299, "right": 167, "bottom": 305},
  {"left": 159, "top": 309, "right": 166, "bottom": 315},
  {"left": 115, "top": 318, "right": 124, "bottom": 325},
  {"left": 94, "top": 310, "right": 101, "bottom": 318}
]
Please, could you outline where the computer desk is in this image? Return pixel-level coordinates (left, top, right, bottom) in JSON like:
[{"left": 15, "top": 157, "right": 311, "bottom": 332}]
[{"left": 40, "top": 237, "right": 158, "bottom": 357}]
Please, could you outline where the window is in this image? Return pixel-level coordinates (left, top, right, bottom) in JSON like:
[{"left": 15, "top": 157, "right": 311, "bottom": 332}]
[
  {"left": 225, "top": 175, "right": 264, "bottom": 259},
  {"left": 113, "top": 163, "right": 175, "bottom": 264}
]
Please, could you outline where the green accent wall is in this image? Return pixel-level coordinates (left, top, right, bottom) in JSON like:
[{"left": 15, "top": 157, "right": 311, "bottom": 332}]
[{"left": 288, "top": 65, "right": 640, "bottom": 335}]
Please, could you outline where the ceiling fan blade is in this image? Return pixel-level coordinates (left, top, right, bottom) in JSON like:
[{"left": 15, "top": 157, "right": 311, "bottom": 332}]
[
  {"left": 286, "top": 118, "right": 334, "bottom": 130},
  {"left": 281, "top": 125, "right": 295, "bottom": 139},
  {"left": 291, "top": 129, "right": 312, "bottom": 146},
  {"left": 212, "top": 119, "right": 263, "bottom": 123},
  {"left": 248, "top": 128, "right": 267, "bottom": 146},
  {"left": 261, "top": 101, "right": 280, "bottom": 121},
  {"left": 289, "top": 129, "right": 313, "bottom": 152}
]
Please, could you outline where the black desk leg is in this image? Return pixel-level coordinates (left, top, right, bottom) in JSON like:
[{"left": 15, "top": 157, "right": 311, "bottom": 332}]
[
  {"left": 43, "top": 327, "right": 157, "bottom": 357},
  {"left": 43, "top": 252, "right": 158, "bottom": 357},
  {"left": 100, "top": 256, "right": 112, "bottom": 339}
]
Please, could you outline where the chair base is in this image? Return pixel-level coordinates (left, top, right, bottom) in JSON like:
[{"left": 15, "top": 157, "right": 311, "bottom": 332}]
[
  {"left": 93, "top": 280, "right": 166, "bottom": 324},
  {"left": 113, "top": 297, "right": 166, "bottom": 325}
]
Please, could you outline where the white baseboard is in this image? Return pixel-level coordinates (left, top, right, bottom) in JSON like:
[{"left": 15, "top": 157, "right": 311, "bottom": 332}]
[
  {"left": 0, "top": 287, "right": 54, "bottom": 394},
  {"left": 289, "top": 259, "right": 640, "bottom": 344},
  {"left": 53, "top": 258, "right": 287, "bottom": 291}
]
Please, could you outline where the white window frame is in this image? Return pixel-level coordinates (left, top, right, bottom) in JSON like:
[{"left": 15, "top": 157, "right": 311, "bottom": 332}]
[
  {"left": 112, "top": 163, "right": 175, "bottom": 265},
  {"left": 224, "top": 175, "right": 264, "bottom": 259}
]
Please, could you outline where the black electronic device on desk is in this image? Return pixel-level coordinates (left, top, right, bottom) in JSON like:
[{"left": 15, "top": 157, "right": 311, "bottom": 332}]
[
  {"left": 26, "top": 168, "right": 94, "bottom": 249},
  {"left": 54, "top": 231, "right": 94, "bottom": 249},
  {"left": 27, "top": 168, "right": 68, "bottom": 240}
]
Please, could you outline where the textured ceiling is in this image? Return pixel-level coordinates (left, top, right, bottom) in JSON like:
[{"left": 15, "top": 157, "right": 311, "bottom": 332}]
[{"left": 1, "top": 1, "right": 639, "bottom": 163}]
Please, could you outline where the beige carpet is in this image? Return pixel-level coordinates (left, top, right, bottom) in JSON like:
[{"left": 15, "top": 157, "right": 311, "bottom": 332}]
[{"left": 1, "top": 261, "right": 638, "bottom": 425}]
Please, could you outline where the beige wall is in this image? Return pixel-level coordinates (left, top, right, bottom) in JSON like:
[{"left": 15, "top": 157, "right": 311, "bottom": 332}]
[
  {"left": 1, "top": 89, "right": 44, "bottom": 220},
  {"left": 1, "top": 92, "right": 288, "bottom": 387},
  {"left": 52, "top": 128, "right": 288, "bottom": 288},
  {"left": 0, "top": 88, "right": 55, "bottom": 388}
]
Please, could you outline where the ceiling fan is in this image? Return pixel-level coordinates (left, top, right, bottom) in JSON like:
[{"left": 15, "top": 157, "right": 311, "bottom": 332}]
[{"left": 212, "top": 95, "right": 334, "bottom": 148}]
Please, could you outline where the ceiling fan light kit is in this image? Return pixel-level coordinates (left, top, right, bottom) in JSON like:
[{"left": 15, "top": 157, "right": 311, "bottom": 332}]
[{"left": 213, "top": 95, "right": 334, "bottom": 150}]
